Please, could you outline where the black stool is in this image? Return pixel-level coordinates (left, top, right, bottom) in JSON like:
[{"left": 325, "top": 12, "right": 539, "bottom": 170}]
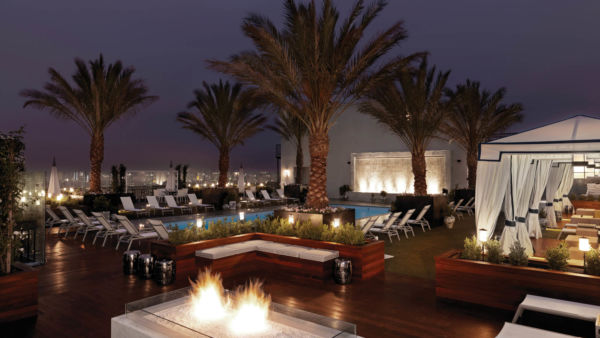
[
  {"left": 123, "top": 250, "right": 141, "bottom": 275},
  {"left": 153, "top": 259, "right": 176, "bottom": 286}
]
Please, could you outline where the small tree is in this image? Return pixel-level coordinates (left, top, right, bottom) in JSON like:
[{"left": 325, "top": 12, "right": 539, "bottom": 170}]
[
  {"left": 0, "top": 128, "right": 26, "bottom": 274},
  {"left": 119, "top": 164, "right": 126, "bottom": 193},
  {"left": 111, "top": 165, "right": 119, "bottom": 193}
]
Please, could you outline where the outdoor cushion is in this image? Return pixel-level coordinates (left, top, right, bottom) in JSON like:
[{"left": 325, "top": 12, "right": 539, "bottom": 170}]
[
  {"left": 195, "top": 240, "right": 340, "bottom": 262},
  {"left": 138, "top": 232, "right": 158, "bottom": 238},
  {"left": 297, "top": 248, "right": 339, "bottom": 262},
  {"left": 197, "top": 245, "right": 250, "bottom": 259}
]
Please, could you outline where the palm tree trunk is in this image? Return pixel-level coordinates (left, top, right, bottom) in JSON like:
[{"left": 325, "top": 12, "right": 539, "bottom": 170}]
[
  {"left": 89, "top": 131, "right": 104, "bottom": 193},
  {"left": 218, "top": 148, "right": 230, "bottom": 188},
  {"left": 306, "top": 132, "right": 329, "bottom": 209},
  {"left": 467, "top": 147, "right": 478, "bottom": 189},
  {"left": 412, "top": 147, "right": 428, "bottom": 196},
  {"left": 295, "top": 141, "right": 303, "bottom": 184},
  {"left": 3, "top": 192, "right": 14, "bottom": 274}
]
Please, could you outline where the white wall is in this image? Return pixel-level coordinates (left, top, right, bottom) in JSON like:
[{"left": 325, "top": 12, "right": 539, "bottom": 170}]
[{"left": 280, "top": 108, "right": 469, "bottom": 198}]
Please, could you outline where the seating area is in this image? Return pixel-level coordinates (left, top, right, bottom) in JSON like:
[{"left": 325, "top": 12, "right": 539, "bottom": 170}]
[
  {"left": 195, "top": 238, "right": 340, "bottom": 280},
  {"left": 361, "top": 205, "right": 429, "bottom": 242}
]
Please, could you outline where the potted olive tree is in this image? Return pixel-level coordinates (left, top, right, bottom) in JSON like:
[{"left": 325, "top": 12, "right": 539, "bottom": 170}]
[{"left": 0, "top": 128, "right": 38, "bottom": 323}]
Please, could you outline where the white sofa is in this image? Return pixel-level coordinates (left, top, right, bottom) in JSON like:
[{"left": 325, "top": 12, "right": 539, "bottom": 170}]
[{"left": 196, "top": 240, "right": 339, "bottom": 263}]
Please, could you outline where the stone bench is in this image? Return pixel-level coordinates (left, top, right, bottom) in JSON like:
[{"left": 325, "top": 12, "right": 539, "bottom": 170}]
[{"left": 196, "top": 239, "right": 339, "bottom": 280}]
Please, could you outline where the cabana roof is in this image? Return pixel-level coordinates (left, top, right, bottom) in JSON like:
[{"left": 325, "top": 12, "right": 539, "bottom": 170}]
[{"left": 479, "top": 115, "right": 600, "bottom": 161}]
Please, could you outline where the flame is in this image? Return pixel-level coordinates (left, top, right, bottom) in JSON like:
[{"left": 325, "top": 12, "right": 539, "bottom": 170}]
[
  {"left": 188, "top": 269, "right": 228, "bottom": 321},
  {"left": 229, "top": 280, "right": 271, "bottom": 335}
]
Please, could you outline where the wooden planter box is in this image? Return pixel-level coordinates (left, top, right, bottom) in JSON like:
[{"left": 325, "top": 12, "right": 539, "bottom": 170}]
[
  {"left": 151, "top": 233, "right": 384, "bottom": 282},
  {"left": 273, "top": 208, "right": 355, "bottom": 226},
  {"left": 572, "top": 200, "right": 600, "bottom": 210},
  {"left": 0, "top": 263, "right": 38, "bottom": 323},
  {"left": 435, "top": 250, "right": 600, "bottom": 311}
]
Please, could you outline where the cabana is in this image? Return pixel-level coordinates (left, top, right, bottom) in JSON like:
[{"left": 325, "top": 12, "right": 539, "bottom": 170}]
[{"left": 476, "top": 115, "right": 600, "bottom": 254}]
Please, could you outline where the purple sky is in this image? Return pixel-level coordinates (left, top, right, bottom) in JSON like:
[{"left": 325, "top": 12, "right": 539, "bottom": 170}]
[{"left": 2, "top": 1, "right": 600, "bottom": 172}]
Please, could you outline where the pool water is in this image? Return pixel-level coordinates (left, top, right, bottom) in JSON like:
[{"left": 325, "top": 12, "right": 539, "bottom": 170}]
[{"left": 165, "top": 204, "right": 389, "bottom": 230}]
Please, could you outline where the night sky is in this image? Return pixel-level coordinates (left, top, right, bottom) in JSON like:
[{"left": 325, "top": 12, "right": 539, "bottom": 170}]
[{"left": 2, "top": 1, "right": 600, "bottom": 172}]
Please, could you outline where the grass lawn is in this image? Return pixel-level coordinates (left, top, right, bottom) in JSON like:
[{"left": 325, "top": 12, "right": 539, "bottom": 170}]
[{"left": 383, "top": 215, "right": 476, "bottom": 280}]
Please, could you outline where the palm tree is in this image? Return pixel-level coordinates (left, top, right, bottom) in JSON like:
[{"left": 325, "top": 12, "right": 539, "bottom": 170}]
[
  {"left": 209, "top": 0, "right": 420, "bottom": 209},
  {"left": 443, "top": 80, "right": 523, "bottom": 189},
  {"left": 268, "top": 110, "right": 307, "bottom": 184},
  {"left": 177, "top": 81, "right": 266, "bottom": 188},
  {"left": 21, "top": 55, "right": 157, "bottom": 193},
  {"left": 360, "top": 58, "right": 449, "bottom": 196}
]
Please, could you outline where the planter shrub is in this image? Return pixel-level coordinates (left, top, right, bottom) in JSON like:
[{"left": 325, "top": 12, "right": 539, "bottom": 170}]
[
  {"left": 284, "top": 184, "right": 307, "bottom": 203},
  {"left": 461, "top": 236, "right": 481, "bottom": 260},
  {"left": 484, "top": 239, "right": 502, "bottom": 264},
  {"left": 197, "top": 188, "right": 238, "bottom": 210},
  {"left": 545, "top": 242, "right": 570, "bottom": 271},
  {"left": 586, "top": 248, "right": 600, "bottom": 276},
  {"left": 83, "top": 193, "right": 135, "bottom": 213},
  {"left": 508, "top": 241, "right": 528, "bottom": 266}
]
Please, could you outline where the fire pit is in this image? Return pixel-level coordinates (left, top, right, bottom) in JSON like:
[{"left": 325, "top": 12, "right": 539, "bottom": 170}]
[{"left": 112, "top": 270, "right": 356, "bottom": 337}]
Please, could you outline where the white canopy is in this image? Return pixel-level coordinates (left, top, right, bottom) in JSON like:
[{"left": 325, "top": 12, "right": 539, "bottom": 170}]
[
  {"left": 479, "top": 115, "right": 600, "bottom": 162},
  {"left": 48, "top": 157, "right": 60, "bottom": 197},
  {"left": 476, "top": 116, "right": 599, "bottom": 253}
]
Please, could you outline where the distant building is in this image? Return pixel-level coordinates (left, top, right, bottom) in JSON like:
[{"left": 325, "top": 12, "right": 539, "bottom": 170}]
[{"left": 280, "top": 108, "right": 469, "bottom": 200}]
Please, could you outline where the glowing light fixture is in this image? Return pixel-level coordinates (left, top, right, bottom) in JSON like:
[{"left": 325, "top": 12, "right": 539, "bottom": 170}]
[
  {"left": 579, "top": 237, "right": 591, "bottom": 252},
  {"left": 57, "top": 194, "right": 64, "bottom": 201},
  {"left": 282, "top": 169, "right": 291, "bottom": 178},
  {"left": 288, "top": 215, "right": 294, "bottom": 224},
  {"left": 196, "top": 218, "right": 204, "bottom": 228},
  {"left": 332, "top": 218, "right": 340, "bottom": 228},
  {"left": 239, "top": 212, "right": 245, "bottom": 221},
  {"left": 139, "top": 224, "right": 144, "bottom": 230}
]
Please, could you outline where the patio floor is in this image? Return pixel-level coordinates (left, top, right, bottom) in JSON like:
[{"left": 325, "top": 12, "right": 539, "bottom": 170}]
[{"left": 3, "top": 228, "right": 509, "bottom": 338}]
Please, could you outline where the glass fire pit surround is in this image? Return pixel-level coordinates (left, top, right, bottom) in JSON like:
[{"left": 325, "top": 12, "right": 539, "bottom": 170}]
[{"left": 114, "top": 287, "right": 357, "bottom": 337}]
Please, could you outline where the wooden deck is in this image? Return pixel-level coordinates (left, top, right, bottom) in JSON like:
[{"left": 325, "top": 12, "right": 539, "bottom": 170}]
[{"left": 2, "top": 229, "right": 509, "bottom": 338}]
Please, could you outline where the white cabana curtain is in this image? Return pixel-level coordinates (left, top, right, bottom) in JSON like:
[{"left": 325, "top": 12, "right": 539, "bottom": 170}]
[
  {"left": 555, "top": 164, "right": 573, "bottom": 212},
  {"left": 499, "top": 155, "right": 534, "bottom": 255},
  {"left": 48, "top": 160, "right": 60, "bottom": 197},
  {"left": 545, "top": 164, "right": 566, "bottom": 228},
  {"left": 237, "top": 166, "right": 245, "bottom": 193},
  {"left": 526, "top": 160, "right": 552, "bottom": 239},
  {"left": 475, "top": 157, "right": 511, "bottom": 240}
]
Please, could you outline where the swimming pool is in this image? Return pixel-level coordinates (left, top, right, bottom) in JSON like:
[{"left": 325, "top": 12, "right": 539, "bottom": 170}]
[{"left": 165, "top": 204, "right": 389, "bottom": 229}]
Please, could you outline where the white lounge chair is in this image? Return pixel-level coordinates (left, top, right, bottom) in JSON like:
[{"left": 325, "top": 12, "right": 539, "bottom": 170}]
[
  {"left": 115, "top": 215, "right": 159, "bottom": 251},
  {"left": 46, "top": 206, "right": 69, "bottom": 233},
  {"left": 91, "top": 212, "right": 127, "bottom": 246},
  {"left": 146, "top": 196, "right": 174, "bottom": 216},
  {"left": 165, "top": 195, "right": 192, "bottom": 214},
  {"left": 452, "top": 199, "right": 464, "bottom": 219},
  {"left": 187, "top": 194, "right": 215, "bottom": 211},
  {"left": 260, "top": 190, "right": 283, "bottom": 204},
  {"left": 372, "top": 213, "right": 394, "bottom": 228},
  {"left": 120, "top": 196, "right": 149, "bottom": 217},
  {"left": 407, "top": 205, "right": 431, "bottom": 232},
  {"left": 456, "top": 197, "right": 474, "bottom": 216},
  {"left": 512, "top": 294, "right": 600, "bottom": 337},
  {"left": 73, "top": 209, "right": 103, "bottom": 241},
  {"left": 361, "top": 216, "right": 379, "bottom": 239},
  {"left": 57, "top": 206, "right": 85, "bottom": 237},
  {"left": 369, "top": 213, "right": 401, "bottom": 241},
  {"left": 394, "top": 209, "right": 415, "bottom": 239},
  {"left": 245, "top": 190, "right": 268, "bottom": 206},
  {"left": 276, "top": 188, "right": 299, "bottom": 204},
  {"left": 147, "top": 219, "right": 171, "bottom": 240},
  {"left": 497, "top": 322, "right": 576, "bottom": 338}
]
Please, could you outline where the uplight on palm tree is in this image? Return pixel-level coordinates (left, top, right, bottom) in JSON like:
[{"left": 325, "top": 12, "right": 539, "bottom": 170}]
[
  {"left": 177, "top": 81, "right": 266, "bottom": 188},
  {"left": 21, "top": 55, "right": 158, "bottom": 193},
  {"left": 360, "top": 58, "right": 449, "bottom": 196},
  {"left": 209, "top": 0, "right": 420, "bottom": 209},
  {"left": 443, "top": 80, "right": 523, "bottom": 188},
  {"left": 268, "top": 111, "right": 307, "bottom": 185}
]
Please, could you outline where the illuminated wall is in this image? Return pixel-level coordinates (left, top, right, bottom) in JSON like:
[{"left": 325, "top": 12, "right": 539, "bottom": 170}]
[{"left": 352, "top": 150, "right": 450, "bottom": 195}]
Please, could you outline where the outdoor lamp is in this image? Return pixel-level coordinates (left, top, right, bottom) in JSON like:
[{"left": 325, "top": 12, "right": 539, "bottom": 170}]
[
  {"left": 288, "top": 215, "right": 294, "bottom": 224},
  {"left": 196, "top": 218, "right": 203, "bottom": 228},
  {"left": 579, "top": 237, "right": 591, "bottom": 272},
  {"left": 332, "top": 218, "right": 341, "bottom": 228},
  {"left": 478, "top": 229, "right": 488, "bottom": 259},
  {"left": 239, "top": 212, "right": 245, "bottom": 221},
  {"left": 139, "top": 224, "right": 144, "bottom": 230},
  {"left": 478, "top": 229, "right": 488, "bottom": 243},
  {"left": 57, "top": 194, "right": 64, "bottom": 202}
]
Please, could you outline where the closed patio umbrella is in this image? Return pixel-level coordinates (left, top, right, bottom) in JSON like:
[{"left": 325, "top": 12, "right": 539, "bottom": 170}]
[
  {"left": 48, "top": 157, "right": 60, "bottom": 197},
  {"left": 166, "top": 161, "right": 177, "bottom": 192},
  {"left": 237, "top": 164, "right": 245, "bottom": 193}
]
